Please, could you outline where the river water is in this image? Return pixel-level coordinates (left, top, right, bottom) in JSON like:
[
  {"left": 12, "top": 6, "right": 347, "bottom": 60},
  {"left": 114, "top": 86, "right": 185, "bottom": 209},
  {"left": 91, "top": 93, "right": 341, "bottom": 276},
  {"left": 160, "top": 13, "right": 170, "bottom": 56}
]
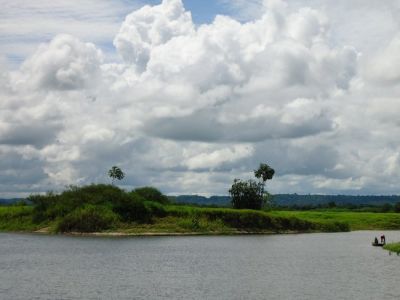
[{"left": 1, "top": 231, "right": 400, "bottom": 300}]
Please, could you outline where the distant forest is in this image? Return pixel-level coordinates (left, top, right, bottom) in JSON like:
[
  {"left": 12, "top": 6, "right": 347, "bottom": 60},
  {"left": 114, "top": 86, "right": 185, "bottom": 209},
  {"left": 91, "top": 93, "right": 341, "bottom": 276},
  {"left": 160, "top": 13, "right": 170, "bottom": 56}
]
[
  {"left": 171, "top": 194, "right": 400, "bottom": 207},
  {"left": 0, "top": 199, "right": 22, "bottom": 205}
]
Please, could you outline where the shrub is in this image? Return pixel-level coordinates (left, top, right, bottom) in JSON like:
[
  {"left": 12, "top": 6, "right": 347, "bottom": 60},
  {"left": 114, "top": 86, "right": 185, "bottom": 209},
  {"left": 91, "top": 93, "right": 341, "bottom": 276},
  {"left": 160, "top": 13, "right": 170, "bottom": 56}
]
[
  {"left": 113, "top": 193, "right": 151, "bottom": 223},
  {"left": 61, "top": 184, "right": 128, "bottom": 207},
  {"left": 178, "top": 215, "right": 201, "bottom": 231},
  {"left": 133, "top": 187, "right": 169, "bottom": 204},
  {"left": 229, "top": 179, "right": 264, "bottom": 210},
  {"left": 29, "top": 193, "right": 61, "bottom": 223},
  {"left": 144, "top": 201, "right": 167, "bottom": 217},
  {"left": 57, "top": 205, "right": 119, "bottom": 233},
  {"left": 29, "top": 184, "right": 152, "bottom": 224},
  {"left": 29, "top": 185, "right": 131, "bottom": 223}
]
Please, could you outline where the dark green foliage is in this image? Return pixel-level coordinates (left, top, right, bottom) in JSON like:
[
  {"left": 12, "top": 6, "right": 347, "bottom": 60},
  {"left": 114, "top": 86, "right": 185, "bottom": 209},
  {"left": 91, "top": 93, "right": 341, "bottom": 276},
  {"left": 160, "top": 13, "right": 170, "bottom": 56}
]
[
  {"left": 113, "top": 193, "right": 151, "bottom": 223},
  {"left": 29, "top": 192, "right": 62, "bottom": 223},
  {"left": 24, "top": 183, "right": 352, "bottom": 234},
  {"left": 380, "top": 203, "right": 393, "bottom": 212},
  {"left": 167, "top": 206, "right": 321, "bottom": 232},
  {"left": 28, "top": 184, "right": 168, "bottom": 229},
  {"left": 144, "top": 201, "right": 167, "bottom": 217},
  {"left": 328, "top": 201, "right": 336, "bottom": 208},
  {"left": 0, "top": 206, "right": 40, "bottom": 231},
  {"left": 230, "top": 163, "right": 275, "bottom": 210},
  {"left": 57, "top": 205, "right": 119, "bottom": 233},
  {"left": 133, "top": 187, "right": 169, "bottom": 204},
  {"left": 29, "top": 185, "right": 129, "bottom": 222},
  {"left": 254, "top": 163, "right": 275, "bottom": 182},
  {"left": 230, "top": 179, "right": 264, "bottom": 210},
  {"left": 108, "top": 166, "right": 125, "bottom": 185}
]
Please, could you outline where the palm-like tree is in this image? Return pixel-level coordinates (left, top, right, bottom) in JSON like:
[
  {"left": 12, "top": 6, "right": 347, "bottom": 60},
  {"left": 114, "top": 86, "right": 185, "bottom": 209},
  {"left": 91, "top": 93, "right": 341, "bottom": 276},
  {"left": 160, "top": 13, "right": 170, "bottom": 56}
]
[{"left": 108, "top": 166, "right": 125, "bottom": 185}]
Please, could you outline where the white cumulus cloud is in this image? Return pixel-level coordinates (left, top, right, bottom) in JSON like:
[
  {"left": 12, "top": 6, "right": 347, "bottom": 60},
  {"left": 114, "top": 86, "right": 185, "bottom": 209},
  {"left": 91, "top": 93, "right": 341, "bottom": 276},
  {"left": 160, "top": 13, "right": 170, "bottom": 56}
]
[{"left": 1, "top": 0, "right": 400, "bottom": 197}]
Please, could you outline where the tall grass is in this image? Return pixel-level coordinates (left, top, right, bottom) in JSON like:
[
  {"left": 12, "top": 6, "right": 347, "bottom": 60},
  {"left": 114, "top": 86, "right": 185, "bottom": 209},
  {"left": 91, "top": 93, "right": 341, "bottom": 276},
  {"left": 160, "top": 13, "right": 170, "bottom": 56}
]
[
  {"left": 0, "top": 206, "right": 42, "bottom": 231},
  {"left": 383, "top": 242, "right": 400, "bottom": 253},
  {"left": 56, "top": 205, "right": 120, "bottom": 233},
  {"left": 166, "top": 206, "right": 349, "bottom": 232}
]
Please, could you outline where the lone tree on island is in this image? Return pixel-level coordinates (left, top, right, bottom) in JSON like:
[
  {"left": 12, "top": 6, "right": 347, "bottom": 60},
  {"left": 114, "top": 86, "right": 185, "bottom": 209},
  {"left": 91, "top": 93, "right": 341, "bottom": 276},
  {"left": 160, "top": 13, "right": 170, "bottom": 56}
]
[
  {"left": 108, "top": 166, "right": 125, "bottom": 185},
  {"left": 229, "top": 163, "right": 275, "bottom": 210},
  {"left": 254, "top": 163, "right": 275, "bottom": 195}
]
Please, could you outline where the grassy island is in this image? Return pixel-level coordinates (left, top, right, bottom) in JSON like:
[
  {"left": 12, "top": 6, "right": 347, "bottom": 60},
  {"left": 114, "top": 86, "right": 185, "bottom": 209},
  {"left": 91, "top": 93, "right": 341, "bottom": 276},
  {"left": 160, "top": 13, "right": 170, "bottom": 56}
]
[
  {"left": 2, "top": 184, "right": 400, "bottom": 236},
  {"left": 0, "top": 184, "right": 353, "bottom": 235}
]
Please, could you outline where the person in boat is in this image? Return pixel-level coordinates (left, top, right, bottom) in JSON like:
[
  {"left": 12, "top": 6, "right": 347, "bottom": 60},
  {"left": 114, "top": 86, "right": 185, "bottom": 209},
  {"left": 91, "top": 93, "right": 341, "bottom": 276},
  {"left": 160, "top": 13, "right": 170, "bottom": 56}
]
[
  {"left": 380, "top": 234, "right": 386, "bottom": 244},
  {"left": 374, "top": 237, "right": 379, "bottom": 245}
]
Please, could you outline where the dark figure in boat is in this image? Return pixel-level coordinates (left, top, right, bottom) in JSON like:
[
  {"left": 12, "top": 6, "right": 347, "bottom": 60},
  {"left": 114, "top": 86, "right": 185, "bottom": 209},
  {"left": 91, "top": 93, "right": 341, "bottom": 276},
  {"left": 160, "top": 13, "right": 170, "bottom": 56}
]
[{"left": 372, "top": 235, "right": 386, "bottom": 246}]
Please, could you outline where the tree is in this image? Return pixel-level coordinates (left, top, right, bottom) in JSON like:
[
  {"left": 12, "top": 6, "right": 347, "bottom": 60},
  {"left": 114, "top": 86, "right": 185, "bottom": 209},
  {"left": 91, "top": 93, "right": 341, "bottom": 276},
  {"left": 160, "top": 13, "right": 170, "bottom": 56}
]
[
  {"left": 229, "top": 163, "right": 275, "bottom": 210},
  {"left": 254, "top": 163, "right": 275, "bottom": 197},
  {"left": 230, "top": 179, "right": 264, "bottom": 210},
  {"left": 254, "top": 163, "right": 275, "bottom": 183},
  {"left": 133, "top": 186, "right": 169, "bottom": 204},
  {"left": 108, "top": 166, "right": 125, "bottom": 185}
]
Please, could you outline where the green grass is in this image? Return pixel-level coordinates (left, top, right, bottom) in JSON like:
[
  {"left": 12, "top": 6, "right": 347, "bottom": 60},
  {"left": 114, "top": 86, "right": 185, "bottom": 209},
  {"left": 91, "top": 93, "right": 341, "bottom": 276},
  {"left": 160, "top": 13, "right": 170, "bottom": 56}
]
[
  {"left": 165, "top": 206, "right": 349, "bottom": 233},
  {"left": 270, "top": 210, "right": 400, "bottom": 230},
  {"left": 383, "top": 242, "right": 400, "bottom": 253},
  {"left": 3, "top": 199, "right": 400, "bottom": 234},
  {"left": 0, "top": 206, "right": 47, "bottom": 231}
]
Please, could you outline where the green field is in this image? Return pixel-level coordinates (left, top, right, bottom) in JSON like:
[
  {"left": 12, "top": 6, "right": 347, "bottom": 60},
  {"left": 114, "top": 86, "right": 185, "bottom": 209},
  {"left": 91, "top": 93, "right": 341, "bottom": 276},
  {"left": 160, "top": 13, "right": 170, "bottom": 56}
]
[{"left": 270, "top": 210, "right": 400, "bottom": 230}]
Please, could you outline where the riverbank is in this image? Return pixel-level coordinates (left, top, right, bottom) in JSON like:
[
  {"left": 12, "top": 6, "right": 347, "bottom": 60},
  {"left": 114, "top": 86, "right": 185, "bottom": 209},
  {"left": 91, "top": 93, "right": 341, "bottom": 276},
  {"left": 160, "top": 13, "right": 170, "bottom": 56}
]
[
  {"left": 4, "top": 205, "right": 400, "bottom": 236},
  {"left": 1, "top": 205, "right": 350, "bottom": 235}
]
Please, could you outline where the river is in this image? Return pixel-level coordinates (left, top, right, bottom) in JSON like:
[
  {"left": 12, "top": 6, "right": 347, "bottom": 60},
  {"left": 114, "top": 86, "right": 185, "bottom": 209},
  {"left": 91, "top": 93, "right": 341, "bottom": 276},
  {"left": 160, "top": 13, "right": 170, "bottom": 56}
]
[{"left": 1, "top": 231, "right": 400, "bottom": 300}]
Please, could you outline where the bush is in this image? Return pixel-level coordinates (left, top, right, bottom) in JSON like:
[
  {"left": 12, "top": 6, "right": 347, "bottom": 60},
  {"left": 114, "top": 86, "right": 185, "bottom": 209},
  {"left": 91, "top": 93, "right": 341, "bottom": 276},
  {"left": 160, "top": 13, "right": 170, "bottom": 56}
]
[
  {"left": 144, "top": 201, "right": 167, "bottom": 217},
  {"left": 133, "top": 187, "right": 169, "bottom": 204},
  {"left": 229, "top": 179, "right": 264, "bottom": 210},
  {"left": 29, "top": 184, "right": 156, "bottom": 225},
  {"left": 57, "top": 205, "right": 119, "bottom": 233},
  {"left": 113, "top": 193, "right": 151, "bottom": 223},
  {"left": 61, "top": 184, "right": 128, "bottom": 207},
  {"left": 29, "top": 185, "right": 131, "bottom": 223},
  {"left": 29, "top": 193, "right": 62, "bottom": 223}
]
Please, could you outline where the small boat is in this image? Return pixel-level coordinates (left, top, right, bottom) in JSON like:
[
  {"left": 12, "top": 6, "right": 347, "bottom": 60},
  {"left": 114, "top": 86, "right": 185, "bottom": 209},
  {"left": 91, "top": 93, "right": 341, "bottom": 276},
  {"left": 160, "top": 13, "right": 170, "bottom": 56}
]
[{"left": 372, "top": 242, "right": 385, "bottom": 247}]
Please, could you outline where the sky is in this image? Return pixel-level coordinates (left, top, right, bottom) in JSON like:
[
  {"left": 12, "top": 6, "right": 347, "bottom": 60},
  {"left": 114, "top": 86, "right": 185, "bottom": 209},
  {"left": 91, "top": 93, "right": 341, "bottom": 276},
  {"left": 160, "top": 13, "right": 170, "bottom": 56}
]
[{"left": 1, "top": 0, "right": 400, "bottom": 197}]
